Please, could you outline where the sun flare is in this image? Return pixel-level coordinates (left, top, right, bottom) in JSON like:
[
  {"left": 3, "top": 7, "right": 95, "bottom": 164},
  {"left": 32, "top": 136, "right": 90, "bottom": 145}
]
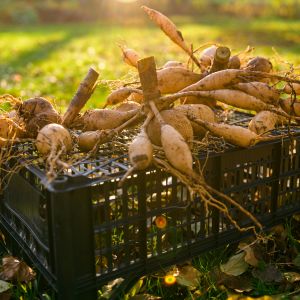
[{"left": 116, "top": 0, "right": 138, "bottom": 2}]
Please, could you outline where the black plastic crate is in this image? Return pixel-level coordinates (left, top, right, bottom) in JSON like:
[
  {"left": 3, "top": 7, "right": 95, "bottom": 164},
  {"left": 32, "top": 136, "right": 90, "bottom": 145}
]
[{"left": 1, "top": 111, "right": 300, "bottom": 299}]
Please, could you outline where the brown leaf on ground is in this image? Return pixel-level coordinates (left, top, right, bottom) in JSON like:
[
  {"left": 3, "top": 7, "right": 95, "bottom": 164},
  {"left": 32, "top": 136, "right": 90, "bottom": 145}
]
[
  {"left": 284, "top": 272, "right": 300, "bottom": 283},
  {"left": 221, "top": 274, "right": 253, "bottom": 293},
  {"left": 0, "top": 280, "right": 12, "bottom": 300},
  {"left": 238, "top": 242, "right": 259, "bottom": 267},
  {"left": 0, "top": 256, "right": 35, "bottom": 283},
  {"left": 252, "top": 264, "right": 283, "bottom": 283},
  {"left": 293, "top": 254, "right": 300, "bottom": 267},
  {"left": 222, "top": 274, "right": 253, "bottom": 293},
  {"left": 176, "top": 265, "right": 201, "bottom": 289},
  {"left": 220, "top": 253, "right": 249, "bottom": 276}
]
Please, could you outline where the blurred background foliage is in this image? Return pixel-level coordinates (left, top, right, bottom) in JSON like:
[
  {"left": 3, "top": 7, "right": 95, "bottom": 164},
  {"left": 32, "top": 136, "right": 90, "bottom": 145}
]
[
  {"left": 1, "top": 0, "right": 300, "bottom": 108},
  {"left": 1, "top": 0, "right": 300, "bottom": 25}
]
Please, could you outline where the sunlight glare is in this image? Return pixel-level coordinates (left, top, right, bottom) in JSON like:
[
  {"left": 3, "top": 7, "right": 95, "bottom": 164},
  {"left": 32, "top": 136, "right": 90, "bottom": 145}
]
[{"left": 116, "top": 0, "right": 138, "bottom": 2}]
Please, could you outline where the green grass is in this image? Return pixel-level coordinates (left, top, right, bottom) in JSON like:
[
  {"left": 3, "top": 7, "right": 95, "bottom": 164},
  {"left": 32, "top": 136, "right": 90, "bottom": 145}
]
[{"left": 1, "top": 15, "right": 300, "bottom": 111}]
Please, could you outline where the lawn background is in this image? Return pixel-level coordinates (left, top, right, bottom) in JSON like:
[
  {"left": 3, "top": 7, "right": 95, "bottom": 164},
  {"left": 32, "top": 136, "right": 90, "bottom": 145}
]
[{"left": 1, "top": 15, "right": 300, "bottom": 112}]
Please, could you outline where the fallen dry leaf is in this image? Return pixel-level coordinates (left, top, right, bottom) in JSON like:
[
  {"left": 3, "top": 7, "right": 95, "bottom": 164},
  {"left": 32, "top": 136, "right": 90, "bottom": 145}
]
[
  {"left": 0, "top": 280, "right": 11, "bottom": 293},
  {"left": 221, "top": 274, "right": 253, "bottom": 293},
  {"left": 238, "top": 242, "right": 259, "bottom": 267},
  {"left": 101, "top": 278, "right": 124, "bottom": 299},
  {"left": 220, "top": 253, "right": 248, "bottom": 276},
  {"left": 176, "top": 265, "right": 201, "bottom": 289},
  {"left": 0, "top": 256, "right": 35, "bottom": 283},
  {"left": 252, "top": 264, "right": 283, "bottom": 283},
  {"left": 293, "top": 254, "right": 300, "bottom": 267},
  {"left": 284, "top": 271, "right": 300, "bottom": 283}
]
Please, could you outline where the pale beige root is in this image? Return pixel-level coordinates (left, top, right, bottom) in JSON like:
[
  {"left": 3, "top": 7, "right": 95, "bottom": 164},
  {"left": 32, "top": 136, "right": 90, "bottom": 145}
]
[
  {"left": 189, "top": 117, "right": 283, "bottom": 148},
  {"left": 232, "top": 82, "right": 280, "bottom": 105},
  {"left": 103, "top": 87, "right": 142, "bottom": 108},
  {"left": 180, "top": 69, "right": 249, "bottom": 92},
  {"left": 119, "top": 45, "right": 140, "bottom": 68},
  {"left": 161, "top": 123, "right": 193, "bottom": 175},
  {"left": 78, "top": 111, "right": 143, "bottom": 152},
  {"left": 162, "top": 60, "right": 185, "bottom": 68},
  {"left": 147, "top": 109, "right": 193, "bottom": 146},
  {"left": 228, "top": 55, "right": 241, "bottom": 69},
  {"left": 141, "top": 6, "right": 201, "bottom": 69},
  {"left": 174, "top": 104, "right": 216, "bottom": 136},
  {"left": 245, "top": 56, "right": 273, "bottom": 73},
  {"left": 36, "top": 124, "right": 72, "bottom": 156},
  {"left": 180, "top": 95, "right": 217, "bottom": 108},
  {"left": 181, "top": 69, "right": 300, "bottom": 92},
  {"left": 199, "top": 45, "right": 217, "bottom": 71},
  {"left": 128, "top": 92, "right": 144, "bottom": 103},
  {"left": 0, "top": 116, "right": 26, "bottom": 139},
  {"left": 248, "top": 111, "right": 287, "bottom": 135},
  {"left": 114, "top": 101, "right": 141, "bottom": 112},
  {"left": 119, "top": 113, "right": 154, "bottom": 186},
  {"left": 280, "top": 98, "right": 300, "bottom": 116},
  {"left": 77, "top": 108, "right": 139, "bottom": 131},
  {"left": 149, "top": 101, "right": 193, "bottom": 175},
  {"left": 128, "top": 128, "right": 153, "bottom": 170},
  {"left": 283, "top": 83, "right": 300, "bottom": 94},
  {"left": 160, "top": 89, "right": 293, "bottom": 119},
  {"left": 157, "top": 67, "right": 203, "bottom": 94},
  {"left": 78, "top": 131, "right": 102, "bottom": 152}
]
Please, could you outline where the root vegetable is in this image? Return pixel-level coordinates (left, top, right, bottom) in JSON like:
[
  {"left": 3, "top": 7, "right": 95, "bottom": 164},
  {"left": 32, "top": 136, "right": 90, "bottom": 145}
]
[
  {"left": 25, "top": 112, "right": 62, "bottom": 138},
  {"left": 248, "top": 111, "right": 286, "bottom": 135},
  {"left": 283, "top": 83, "right": 300, "bottom": 95},
  {"left": 161, "top": 89, "right": 291, "bottom": 118},
  {"left": 162, "top": 61, "right": 184, "bottom": 68},
  {"left": 129, "top": 92, "right": 144, "bottom": 103},
  {"left": 36, "top": 123, "right": 72, "bottom": 156},
  {"left": 245, "top": 56, "right": 273, "bottom": 73},
  {"left": 149, "top": 101, "right": 193, "bottom": 175},
  {"left": 128, "top": 129, "right": 153, "bottom": 170},
  {"left": 62, "top": 68, "right": 99, "bottom": 127},
  {"left": 17, "top": 97, "right": 62, "bottom": 137},
  {"left": 76, "top": 108, "right": 139, "bottom": 131},
  {"left": 199, "top": 45, "right": 217, "bottom": 70},
  {"left": 103, "top": 87, "right": 142, "bottom": 108},
  {"left": 280, "top": 98, "right": 300, "bottom": 116},
  {"left": 180, "top": 69, "right": 248, "bottom": 92},
  {"left": 161, "top": 123, "right": 193, "bottom": 175},
  {"left": 114, "top": 101, "right": 141, "bottom": 112},
  {"left": 119, "top": 45, "right": 140, "bottom": 68},
  {"left": 78, "top": 131, "right": 100, "bottom": 152},
  {"left": 228, "top": 55, "right": 241, "bottom": 69},
  {"left": 190, "top": 118, "right": 278, "bottom": 148},
  {"left": 157, "top": 67, "right": 203, "bottom": 94},
  {"left": 18, "top": 97, "right": 58, "bottom": 118},
  {"left": 142, "top": 6, "right": 201, "bottom": 69},
  {"left": 232, "top": 82, "right": 280, "bottom": 105},
  {"left": 180, "top": 95, "right": 217, "bottom": 108},
  {"left": 147, "top": 109, "right": 193, "bottom": 146},
  {"left": 175, "top": 104, "right": 216, "bottom": 136},
  {"left": 209, "top": 46, "right": 231, "bottom": 73}
]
